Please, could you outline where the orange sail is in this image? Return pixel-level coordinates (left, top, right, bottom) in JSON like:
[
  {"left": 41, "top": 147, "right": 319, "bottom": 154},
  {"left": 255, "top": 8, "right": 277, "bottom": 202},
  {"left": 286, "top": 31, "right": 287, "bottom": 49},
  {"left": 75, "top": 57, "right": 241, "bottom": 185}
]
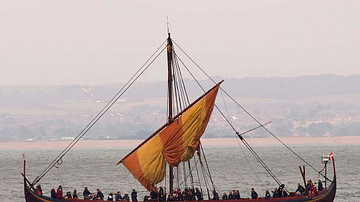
[{"left": 119, "top": 82, "right": 221, "bottom": 191}]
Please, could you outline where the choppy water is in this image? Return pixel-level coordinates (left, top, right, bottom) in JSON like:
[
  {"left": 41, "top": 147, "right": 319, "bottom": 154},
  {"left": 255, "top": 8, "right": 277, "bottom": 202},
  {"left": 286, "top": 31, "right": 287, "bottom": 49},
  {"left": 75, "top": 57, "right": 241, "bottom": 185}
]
[{"left": 1, "top": 143, "right": 359, "bottom": 202}]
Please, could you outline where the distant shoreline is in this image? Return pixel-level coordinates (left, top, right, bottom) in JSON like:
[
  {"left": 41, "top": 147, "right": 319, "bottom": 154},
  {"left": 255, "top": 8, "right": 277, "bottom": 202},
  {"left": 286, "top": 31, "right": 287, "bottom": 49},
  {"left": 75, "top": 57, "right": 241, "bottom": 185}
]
[{"left": 1, "top": 136, "right": 359, "bottom": 151}]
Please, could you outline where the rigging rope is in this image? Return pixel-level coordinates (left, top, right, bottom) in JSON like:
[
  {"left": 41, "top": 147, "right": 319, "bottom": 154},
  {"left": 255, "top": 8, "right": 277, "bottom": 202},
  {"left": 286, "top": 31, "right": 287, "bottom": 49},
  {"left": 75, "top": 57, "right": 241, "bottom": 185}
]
[
  {"left": 199, "top": 145, "right": 217, "bottom": 191},
  {"left": 55, "top": 166, "right": 65, "bottom": 188},
  {"left": 198, "top": 154, "right": 211, "bottom": 200},
  {"left": 219, "top": 85, "right": 271, "bottom": 188},
  {"left": 172, "top": 48, "right": 201, "bottom": 191},
  {"left": 178, "top": 158, "right": 199, "bottom": 188},
  {"left": 188, "top": 161, "right": 194, "bottom": 189},
  {"left": 174, "top": 54, "right": 191, "bottom": 105},
  {"left": 174, "top": 52, "right": 283, "bottom": 186},
  {"left": 173, "top": 40, "right": 331, "bottom": 182},
  {"left": 182, "top": 162, "right": 187, "bottom": 188},
  {"left": 32, "top": 40, "right": 167, "bottom": 186},
  {"left": 239, "top": 136, "right": 282, "bottom": 186},
  {"left": 235, "top": 136, "right": 268, "bottom": 188},
  {"left": 176, "top": 166, "right": 180, "bottom": 188},
  {"left": 193, "top": 155, "right": 203, "bottom": 194}
]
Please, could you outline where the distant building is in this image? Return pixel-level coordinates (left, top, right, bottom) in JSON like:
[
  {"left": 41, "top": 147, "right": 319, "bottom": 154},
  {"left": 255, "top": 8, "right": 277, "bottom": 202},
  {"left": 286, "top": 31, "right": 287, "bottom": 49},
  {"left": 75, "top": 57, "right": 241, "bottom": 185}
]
[{"left": 60, "top": 137, "right": 75, "bottom": 141}]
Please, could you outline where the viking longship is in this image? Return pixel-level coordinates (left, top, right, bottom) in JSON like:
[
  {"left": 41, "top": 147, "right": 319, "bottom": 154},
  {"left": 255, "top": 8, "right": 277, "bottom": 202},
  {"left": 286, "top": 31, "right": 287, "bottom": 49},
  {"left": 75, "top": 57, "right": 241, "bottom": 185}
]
[{"left": 23, "top": 32, "right": 336, "bottom": 202}]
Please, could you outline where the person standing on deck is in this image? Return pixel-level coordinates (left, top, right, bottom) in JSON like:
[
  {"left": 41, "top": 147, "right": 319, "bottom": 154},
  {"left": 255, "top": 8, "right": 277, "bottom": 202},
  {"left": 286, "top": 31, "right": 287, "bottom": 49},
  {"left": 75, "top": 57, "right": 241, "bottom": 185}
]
[
  {"left": 265, "top": 190, "right": 271, "bottom": 199},
  {"left": 222, "top": 192, "right": 228, "bottom": 200},
  {"left": 234, "top": 190, "right": 240, "bottom": 199},
  {"left": 228, "top": 191, "right": 234, "bottom": 200},
  {"left": 50, "top": 188, "right": 56, "bottom": 198},
  {"left": 295, "top": 183, "right": 305, "bottom": 195},
  {"left": 277, "top": 184, "right": 285, "bottom": 197},
  {"left": 251, "top": 188, "right": 258, "bottom": 199},
  {"left": 57, "top": 185, "right": 63, "bottom": 199},
  {"left": 272, "top": 188, "right": 279, "bottom": 198},
  {"left": 281, "top": 188, "right": 288, "bottom": 197},
  {"left": 212, "top": 189, "right": 219, "bottom": 200},
  {"left": 318, "top": 179, "right": 324, "bottom": 191},
  {"left": 73, "top": 189, "right": 78, "bottom": 199},
  {"left": 108, "top": 193, "right": 114, "bottom": 201},
  {"left": 115, "top": 191, "right": 122, "bottom": 201},
  {"left": 123, "top": 191, "right": 130, "bottom": 201},
  {"left": 95, "top": 188, "right": 104, "bottom": 200},
  {"left": 131, "top": 189, "right": 138, "bottom": 201},
  {"left": 195, "top": 188, "right": 202, "bottom": 200},
  {"left": 83, "top": 187, "right": 91, "bottom": 200},
  {"left": 36, "top": 185, "right": 43, "bottom": 196}
]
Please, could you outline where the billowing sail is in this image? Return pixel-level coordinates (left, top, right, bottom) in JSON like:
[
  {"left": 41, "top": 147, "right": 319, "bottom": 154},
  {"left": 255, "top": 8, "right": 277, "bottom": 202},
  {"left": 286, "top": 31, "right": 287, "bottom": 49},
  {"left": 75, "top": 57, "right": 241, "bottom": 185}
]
[{"left": 119, "top": 82, "right": 221, "bottom": 191}]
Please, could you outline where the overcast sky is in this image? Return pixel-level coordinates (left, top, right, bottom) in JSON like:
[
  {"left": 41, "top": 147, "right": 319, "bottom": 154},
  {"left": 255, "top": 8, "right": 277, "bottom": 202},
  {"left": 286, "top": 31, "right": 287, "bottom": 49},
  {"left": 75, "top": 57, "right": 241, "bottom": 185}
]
[{"left": 1, "top": 1, "right": 359, "bottom": 85}]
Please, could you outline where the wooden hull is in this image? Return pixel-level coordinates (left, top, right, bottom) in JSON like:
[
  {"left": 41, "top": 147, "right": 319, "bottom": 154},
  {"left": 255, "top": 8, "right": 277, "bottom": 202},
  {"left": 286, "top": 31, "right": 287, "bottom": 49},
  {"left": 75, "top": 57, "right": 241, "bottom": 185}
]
[
  {"left": 24, "top": 178, "right": 336, "bottom": 202},
  {"left": 24, "top": 158, "right": 336, "bottom": 202}
]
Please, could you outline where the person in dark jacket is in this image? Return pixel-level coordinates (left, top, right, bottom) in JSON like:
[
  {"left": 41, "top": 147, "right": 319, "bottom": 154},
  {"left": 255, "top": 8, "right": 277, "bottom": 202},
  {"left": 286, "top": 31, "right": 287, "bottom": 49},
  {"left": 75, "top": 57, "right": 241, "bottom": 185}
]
[
  {"left": 228, "top": 191, "right": 234, "bottom": 200},
  {"left": 265, "top": 190, "right": 270, "bottom": 199},
  {"left": 318, "top": 179, "right": 323, "bottom": 191},
  {"left": 306, "top": 180, "right": 313, "bottom": 195},
  {"left": 108, "top": 193, "right": 114, "bottom": 201},
  {"left": 65, "top": 191, "right": 72, "bottom": 199},
  {"left": 51, "top": 188, "right": 57, "bottom": 198},
  {"left": 123, "top": 192, "right": 130, "bottom": 201},
  {"left": 132, "top": 189, "right": 138, "bottom": 201},
  {"left": 159, "top": 187, "right": 165, "bottom": 201},
  {"left": 176, "top": 193, "right": 183, "bottom": 201},
  {"left": 234, "top": 190, "right": 240, "bottom": 200},
  {"left": 182, "top": 192, "right": 187, "bottom": 201},
  {"left": 73, "top": 189, "right": 78, "bottom": 199},
  {"left": 222, "top": 192, "right": 228, "bottom": 200},
  {"left": 295, "top": 183, "right": 305, "bottom": 195},
  {"left": 95, "top": 189, "right": 104, "bottom": 200},
  {"left": 281, "top": 188, "right": 288, "bottom": 197},
  {"left": 277, "top": 184, "right": 285, "bottom": 197},
  {"left": 251, "top": 188, "right": 258, "bottom": 199},
  {"left": 211, "top": 189, "right": 219, "bottom": 200},
  {"left": 115, "top": 191, "right": 122, "bottom": 201},
  {"left": 83, "top": 187, "right": 91, "bottom": 200},
  {"left": 272, "top": 188, "right": 279, "bottom": 198},
  {"left": 195, "top": 188, "right": 202, "bottom": 200},
  {"left": 150, "top": 188, "right": 158, "bottom": 201}
]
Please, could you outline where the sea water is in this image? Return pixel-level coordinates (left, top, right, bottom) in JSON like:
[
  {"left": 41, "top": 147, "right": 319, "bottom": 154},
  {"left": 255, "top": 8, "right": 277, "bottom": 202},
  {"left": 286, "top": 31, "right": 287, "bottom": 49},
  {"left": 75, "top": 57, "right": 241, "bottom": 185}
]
[{"left": 0, "top": 143, "right": 359, "bottom": 202}]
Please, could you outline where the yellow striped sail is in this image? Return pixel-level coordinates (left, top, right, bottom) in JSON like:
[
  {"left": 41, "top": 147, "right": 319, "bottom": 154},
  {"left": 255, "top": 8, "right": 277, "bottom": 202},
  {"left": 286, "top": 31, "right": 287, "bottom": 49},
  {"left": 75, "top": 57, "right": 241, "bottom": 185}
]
[{"left": 121, "top": 83, "right": 220, "bottom": 191}]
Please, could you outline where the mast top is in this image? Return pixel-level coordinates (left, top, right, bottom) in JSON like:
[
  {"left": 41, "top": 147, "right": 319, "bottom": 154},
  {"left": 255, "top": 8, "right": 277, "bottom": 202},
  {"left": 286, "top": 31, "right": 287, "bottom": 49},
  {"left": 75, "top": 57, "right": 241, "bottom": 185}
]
[{"left": 167, "top": 16, "right": 170, "bottom": 35}]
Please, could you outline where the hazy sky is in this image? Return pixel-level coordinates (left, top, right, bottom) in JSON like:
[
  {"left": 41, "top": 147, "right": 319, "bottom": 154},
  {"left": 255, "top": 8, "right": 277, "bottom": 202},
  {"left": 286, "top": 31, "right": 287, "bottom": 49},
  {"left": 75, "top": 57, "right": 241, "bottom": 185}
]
[{"left": 1, "top": 1, "right": 359, "bottom": 85}]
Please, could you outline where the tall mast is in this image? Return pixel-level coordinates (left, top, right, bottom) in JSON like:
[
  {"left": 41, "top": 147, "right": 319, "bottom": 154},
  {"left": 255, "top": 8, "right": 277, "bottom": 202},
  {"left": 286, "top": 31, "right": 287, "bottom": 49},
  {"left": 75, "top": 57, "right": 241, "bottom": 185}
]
[
  {"left": 167, "top": 35, "right": 173, "bottom": 121},
  {"left": 167, "top": 32, "right": 174, "bottom": 194}
]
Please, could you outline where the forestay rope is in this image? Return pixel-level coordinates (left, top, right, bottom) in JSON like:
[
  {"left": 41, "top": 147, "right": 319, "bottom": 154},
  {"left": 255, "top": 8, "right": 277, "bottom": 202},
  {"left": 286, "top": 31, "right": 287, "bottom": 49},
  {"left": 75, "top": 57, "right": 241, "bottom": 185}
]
[{"left": 32, "top": 40, "right": 167, "bottom": 186}]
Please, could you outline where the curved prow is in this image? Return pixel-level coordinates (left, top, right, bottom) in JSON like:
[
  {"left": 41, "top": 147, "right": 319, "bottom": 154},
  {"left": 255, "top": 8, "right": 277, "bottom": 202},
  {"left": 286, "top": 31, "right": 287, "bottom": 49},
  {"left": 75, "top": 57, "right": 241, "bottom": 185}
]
[
  {"left": 328, "top": 155, "right": 337, "bottom": 201},
  {"left": 317, "top": 155, "right": 336, "bottom": 202},
  {"left": 332, "top": 154, "right": 336, "bottom": 179}
]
